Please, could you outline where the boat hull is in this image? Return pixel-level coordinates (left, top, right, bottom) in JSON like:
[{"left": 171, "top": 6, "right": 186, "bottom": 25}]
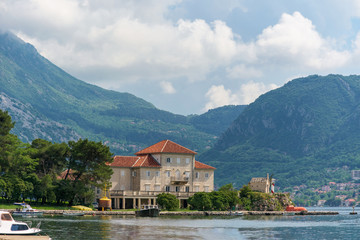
[{"left": 135, "top": 208, "right": 160, "bottom": 217}]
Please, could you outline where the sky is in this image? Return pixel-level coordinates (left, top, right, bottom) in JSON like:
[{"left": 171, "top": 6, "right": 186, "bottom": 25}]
[{"left": 1, "top": 0, "right": 360, "bottom": 115}]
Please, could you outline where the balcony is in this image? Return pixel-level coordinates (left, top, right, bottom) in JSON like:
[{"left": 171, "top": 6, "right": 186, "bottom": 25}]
[
  {"left": 110, "top": 190, "right": 195, "bottom": 198},
  {"left": 171, "top": 176, "right": 189, "bottom": 185}
]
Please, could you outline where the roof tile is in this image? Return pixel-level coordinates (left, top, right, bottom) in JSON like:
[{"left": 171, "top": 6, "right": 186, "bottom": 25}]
[
  {"left": 195, "top": 160, "right": 216, "bottom": 170},
  {"left": 135, "top": 140, "right": 197, "bottom": 155}
]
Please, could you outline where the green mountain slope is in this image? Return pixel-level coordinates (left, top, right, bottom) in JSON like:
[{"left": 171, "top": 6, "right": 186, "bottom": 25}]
[
  {"left": 199, "top": 75, "right": 360, "bottom": 188},
  {"left": 188, "top": 105, "right": 247, "bottom": 136},
  {"left": 0, "top": 32, "right": 243, "bottom": 154}
]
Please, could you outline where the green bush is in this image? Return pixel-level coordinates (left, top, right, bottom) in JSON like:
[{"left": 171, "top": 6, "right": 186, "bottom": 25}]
[{"left": 156, "top": 193, "right": 179, "bottom": 211}]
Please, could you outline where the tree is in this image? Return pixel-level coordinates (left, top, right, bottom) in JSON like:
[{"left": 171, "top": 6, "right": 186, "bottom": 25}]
[
  {"left": 31, "top": 139, "right": 69, "bottom": 177},
  {"left": 218, "top": 183, "right": 239, "bottom": 210},
  {"left": 64, "top": 139, "right": 113, "bottom": 205},
  {"left": 157, "top": 193, "right": 179, "bottom": 210},
  {"left": 188, "top": 192, "right": 212, "bottom": 210}
]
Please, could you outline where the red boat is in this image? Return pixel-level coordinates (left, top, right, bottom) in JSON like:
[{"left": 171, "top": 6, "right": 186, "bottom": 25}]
[{"left": 286, "top": 205, "right": 308, "bottom": 212}]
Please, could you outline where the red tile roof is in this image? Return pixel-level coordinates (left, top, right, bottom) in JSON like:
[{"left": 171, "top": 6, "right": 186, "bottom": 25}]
[
  {"left": 57, "top": 169, "right": 77, "bottom": 180},
  {"left": 110, "top": 155, "right": 161, "bottom": 168},
  {"left": 133, "top": 155, "right": 161, "bottom": 168},
  {"left": 195, "top": 160, "right": 216, "bottom": 170},
  {"left": 135, "top": 140, "right": 197, "bottom": 155}
]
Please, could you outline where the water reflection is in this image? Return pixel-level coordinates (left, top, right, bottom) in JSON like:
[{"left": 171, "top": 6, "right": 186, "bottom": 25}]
[{"left": 13, "top": 208, "right": 360, "bottom": 240}]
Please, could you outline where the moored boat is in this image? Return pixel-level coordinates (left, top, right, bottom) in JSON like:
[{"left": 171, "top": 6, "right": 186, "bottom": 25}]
[
  {"left": 0, "top": 211, "right": 42, "bottom": 235},
  {"left": 285, "top": 205, "right": 308, "bottom": 212},
  {"left": 13, "top": 203, "right": 43, "bottom": 217},
  {"left": 62, "top": 212, "right": 85, "bottom": 216},
  {"left": 229, "top": 211, "right": 244, "bottom": 216},
  {"left": 135, "top": 205, "right": 160, "bottom": 217}
]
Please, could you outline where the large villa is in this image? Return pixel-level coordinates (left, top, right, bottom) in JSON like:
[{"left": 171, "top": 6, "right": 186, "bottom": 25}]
[{"left": 98, "top": 140, "right": 215, "bottom": 209}]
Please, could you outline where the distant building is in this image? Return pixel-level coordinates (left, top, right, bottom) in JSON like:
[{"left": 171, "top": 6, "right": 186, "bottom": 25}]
[
  {"left": 100, "top": 140, "right": 215, "bottom": 209},
  {"left": 249, "top": 173, "right": 272, "bottom": 193},
  {"left": 321, "top": 185, "right": 331, "bottom": 192},
  {"left": 317, "top": 200, "right": 326, "bottom": 207},
  {"left": 352, "top": 170, "right": 360, "bottom": 180}
]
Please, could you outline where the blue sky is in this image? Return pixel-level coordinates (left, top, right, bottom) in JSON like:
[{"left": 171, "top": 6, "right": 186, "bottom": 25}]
[{"left": 1, "top": 0, "right": 360, "bottom": 115}]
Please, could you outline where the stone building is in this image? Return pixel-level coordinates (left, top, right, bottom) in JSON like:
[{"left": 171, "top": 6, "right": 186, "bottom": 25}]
[
  {"left": 100, "top": 140, "right": 215, "bottom": 209},
  {"left": 248, "top": 173, "right": 271, "bottom": 193}
]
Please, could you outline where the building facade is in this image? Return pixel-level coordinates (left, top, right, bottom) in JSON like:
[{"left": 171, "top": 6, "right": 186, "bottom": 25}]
[
  {"left": 102, "top": 140, "right": 215, "bottom": 209},
  {"left": 248, "top": 174, "right": 271, "bottom": 193}
]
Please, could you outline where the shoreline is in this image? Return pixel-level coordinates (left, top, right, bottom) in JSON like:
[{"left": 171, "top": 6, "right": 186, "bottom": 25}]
[{"left": 2, "top": 209, "right": 339, "bottom": 216}]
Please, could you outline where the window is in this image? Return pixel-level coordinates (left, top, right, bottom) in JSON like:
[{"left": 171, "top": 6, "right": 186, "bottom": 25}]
[
  {"left": 155, "top": 185, "right": 160, "bottom": 191},
  {"left": 166, "top": 158, "right": 171, "bottom": 163},
  {"left": 166, "top": 171, "right": 171, "bottom": 177},
  {"left": 204, "top": 186, "right": 209, "bottom": 192},
  {"left": 185, "top": 186, "right": 190, "bottom": 192},
  {"left": 132, "top": 171, "right": 137, "bottom": 177},
  {"left": 186, "top": 158, "right": 190, "bottom": 164},
  {"left": 194, "top": 186, "right": 199, "bottom": 192},
  {"left": 120, "top": 185, "right": 125, "bottom": 190},
  {"left": 146, "top": 171, "right": 151, "bottom": 177},
  {"left": 195, "top": 172, "right": 199, "bottom": 179},
  {"left": 145, "top": 185, "right": 150, "bottom": 191},
  {"left": 155, "top": 171, "right": 160, "bottom": 177},
  {"left": 185, "top": 171, "right": 190, "bottom": 178},
  {"left": 205, "top": 173, "right": 209, "bottom": 179},
  {"left": 11, "top": 224, "right": 29, "bottom": 231},
  {"left": 165, "top": 186, "right": 170, "bottom": 192},
  {"left": 177, "top": 158, "right": 181, "bottom": 164},
  {"left": 121, "top": 170, "right": 125, "bottom": 176},
  {"left": 176, "top": 186, "right": 180, "bottom": 192},
  {"left": 1, "top": 214, "right": 12, "bottom": 221}
]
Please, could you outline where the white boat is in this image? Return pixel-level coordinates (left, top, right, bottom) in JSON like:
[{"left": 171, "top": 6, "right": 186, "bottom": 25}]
[
  {"left": 12, "top": 202, "right": 43, "bottom": 217},
  {"left": 62, "top": 212, "right": 85, "bottom": 216},
  {"left": 0, "top": 211, "right": 42, "bottom": 235},
  {"left": 229, "top": 211, "right": 244, "bottom": 216}
]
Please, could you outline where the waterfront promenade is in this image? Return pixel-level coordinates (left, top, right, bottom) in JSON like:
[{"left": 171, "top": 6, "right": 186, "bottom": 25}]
[{"left": 2, "top": 209, "right": 339, "bottom": 216}]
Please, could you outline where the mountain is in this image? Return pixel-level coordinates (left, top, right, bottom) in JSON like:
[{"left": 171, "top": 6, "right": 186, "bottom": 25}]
[
  {"left": 188, "top": 105, "right": 247, "bottom": 136},
  {"left": 0, "top": 31, "right": 244, "bottom": 154},
  {"left": 199, "top": 74, "right": 360, "bottom": 188}
]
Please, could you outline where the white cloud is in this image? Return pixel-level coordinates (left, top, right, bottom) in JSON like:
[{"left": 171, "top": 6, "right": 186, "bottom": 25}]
[
  {"left": 239, "top": 81, "right": 279, "bottom": 104},
  {"left": 226, "top": 64, "right": 262, "bottom": 79},
  {"left": 1, "top": 1, "right": 360, "bottom": 114},
  {"left": 204, "top": 85, "right": 239, "bottom": 111},
  {"left": 256, "top": 12, "right": 350, "bottom": 70},
  {"left": 160, "top": 81, "right": 176, "bottom": 94}
]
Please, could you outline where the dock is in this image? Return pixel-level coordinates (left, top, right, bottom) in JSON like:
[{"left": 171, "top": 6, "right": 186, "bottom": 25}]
[
  {"left": 1, "top": 209, "right": 339, "bottom": 216},
  {"left": 0, "top": 236, "right": 51, "bottom": 240}
]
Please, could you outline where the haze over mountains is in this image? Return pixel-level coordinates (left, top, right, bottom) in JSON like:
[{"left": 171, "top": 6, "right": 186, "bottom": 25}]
[{"left": 0, "top": 32, "right": 244, "bottom": 155}]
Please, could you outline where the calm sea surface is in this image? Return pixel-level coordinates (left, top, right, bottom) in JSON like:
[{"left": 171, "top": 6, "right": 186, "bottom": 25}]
[{"left": 14, "top": 207, "right": 360, "bottom": 240}]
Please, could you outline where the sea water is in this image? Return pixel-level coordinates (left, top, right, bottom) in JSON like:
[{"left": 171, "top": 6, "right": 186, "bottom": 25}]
[{"left": 16, "top": 207, "right": 360, "bottom": 240}]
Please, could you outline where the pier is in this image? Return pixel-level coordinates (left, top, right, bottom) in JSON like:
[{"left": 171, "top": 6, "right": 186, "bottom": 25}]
[{"left": 0, "top": 236, "right": 50, "bottom": 240}]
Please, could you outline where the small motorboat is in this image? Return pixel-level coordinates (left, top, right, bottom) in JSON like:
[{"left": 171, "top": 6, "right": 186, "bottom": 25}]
[
  {"left": 62, "top": 211, "right": 85, "bottom": 216},
  {"left": 135, "top": 205, "right": 160, "bottom": 217},
  {"left": 13, "top": 202, "right": 43, "bottom": 217},
  {"left": 0, "top": 211, "right": 42, "bottom": 235},
  {"left": 229, "top": 211, "right": 244, "bottom": 216}
]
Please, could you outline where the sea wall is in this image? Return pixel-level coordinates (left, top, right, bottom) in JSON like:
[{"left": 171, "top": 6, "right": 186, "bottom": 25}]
[{"left": 1, "top": 209, "right": 338, "bottom": 216}]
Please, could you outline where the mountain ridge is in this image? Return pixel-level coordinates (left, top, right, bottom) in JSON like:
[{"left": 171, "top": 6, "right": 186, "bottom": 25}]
[
  {"left": 199, "top": 74, "right": 360, "bottom": 188},
  {"left": 0, "top": 31, "right": 244, "bottom": 154}
]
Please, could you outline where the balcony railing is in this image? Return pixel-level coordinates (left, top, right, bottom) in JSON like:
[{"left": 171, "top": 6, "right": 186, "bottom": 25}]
[
  {"left": 170, "top": 176, "right": 189, "bottom": 185},
  {"left": 110, "top": 190, "right": 195, "bottom": 198}
]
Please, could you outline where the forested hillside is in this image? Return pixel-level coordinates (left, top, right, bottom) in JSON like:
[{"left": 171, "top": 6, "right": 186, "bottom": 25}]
[
  {"left": 199, "top": 75, "right": 360, "bottom": 189},
  {"left": 0, "top": 32, "right": 243, "bottom": 155}
]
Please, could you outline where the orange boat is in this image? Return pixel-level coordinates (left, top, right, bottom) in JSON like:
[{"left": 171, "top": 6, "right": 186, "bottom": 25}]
[{"left": 286, "top": 205, "right": 308, "bottom": 212}]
